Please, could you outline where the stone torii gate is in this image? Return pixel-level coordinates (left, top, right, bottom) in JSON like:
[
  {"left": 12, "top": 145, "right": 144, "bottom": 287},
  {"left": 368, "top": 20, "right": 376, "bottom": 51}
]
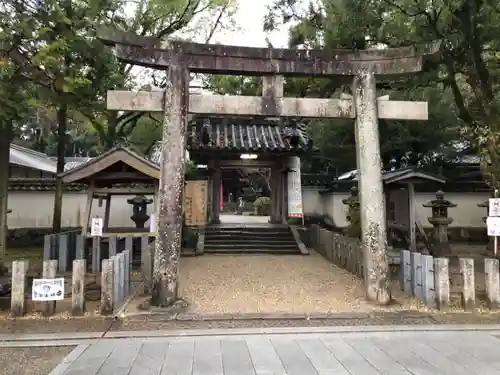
[{"left": 98, "top": 28, "right": 439, "bottom": 307}]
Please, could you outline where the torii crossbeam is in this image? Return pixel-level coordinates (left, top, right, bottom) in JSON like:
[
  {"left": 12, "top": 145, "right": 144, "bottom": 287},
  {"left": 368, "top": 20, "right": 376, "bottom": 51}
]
[{"left": 98, "top": 27, "right": 440, "bottom": 307}]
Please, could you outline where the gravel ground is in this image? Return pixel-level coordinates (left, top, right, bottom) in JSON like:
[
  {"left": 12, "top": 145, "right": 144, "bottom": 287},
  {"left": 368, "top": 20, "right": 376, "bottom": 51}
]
[
  {"left": 0, "top": 346, "right": 73, "bottom": 375},
  {"left": 177, "top": 253, "right": 424, "bottom": 314}
]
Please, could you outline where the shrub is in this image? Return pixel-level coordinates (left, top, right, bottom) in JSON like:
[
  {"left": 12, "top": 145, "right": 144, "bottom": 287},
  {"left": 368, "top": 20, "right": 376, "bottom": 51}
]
[{"left": 253, "top": 196, "right": 271, "bottom": 215}]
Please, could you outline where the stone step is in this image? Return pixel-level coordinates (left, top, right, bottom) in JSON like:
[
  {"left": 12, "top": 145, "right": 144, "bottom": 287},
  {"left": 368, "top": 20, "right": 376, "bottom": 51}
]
[
  {"left": 206, "top": 229, "right": 291, "bottom": 235},
  {"left": 205, "top": 234, "right": 295, "bottom": 243},
  {"left": 204, "top": 242, "right": 299, "bottom": 249},
  {"left": 206, "top": 227, "right": 290, "bottom": 233},
  {"left": 203, "top": 250, "right": 300, "bottom": 255},
  {"left": 205, "top": 239, "right": 297, "bottom": 245}
]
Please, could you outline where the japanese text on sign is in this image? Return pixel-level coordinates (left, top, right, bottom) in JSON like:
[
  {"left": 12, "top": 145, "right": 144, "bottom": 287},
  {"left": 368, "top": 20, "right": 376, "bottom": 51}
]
[
  {"left": 489, "top": 198, "right": 500, "bottom": 217},
  {"left": 32, "top": 278, "right": 65, "bottom": 301},
  {"left": 91, "top": 217, "right": 103, "bottom": 236},
  {"left": 487, "top": 216, "right": 500, "bottom": 237}
]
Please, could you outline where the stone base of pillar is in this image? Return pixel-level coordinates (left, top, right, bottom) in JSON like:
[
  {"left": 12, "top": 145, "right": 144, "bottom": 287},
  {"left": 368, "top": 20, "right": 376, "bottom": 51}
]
[{"left": 211, "top": 219, "right": 220, "bottom": 225}]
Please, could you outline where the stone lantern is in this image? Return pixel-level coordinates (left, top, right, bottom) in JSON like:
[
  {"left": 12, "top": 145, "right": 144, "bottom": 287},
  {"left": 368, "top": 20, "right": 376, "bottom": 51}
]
[
  {"left": 342, "top": 185, "right": 360, "bottom": 210},
  {"left": 343, "top": 186, "right": 361, "bottom": 238},
  {"left": 478, "top": 199, "right": 489, "bottom": 223},
  {"left": 423, "top": 190, "right": 456, "bottom": 256},
  {"left": 127, "top": 195, "right": 153, "bottom": 229}
]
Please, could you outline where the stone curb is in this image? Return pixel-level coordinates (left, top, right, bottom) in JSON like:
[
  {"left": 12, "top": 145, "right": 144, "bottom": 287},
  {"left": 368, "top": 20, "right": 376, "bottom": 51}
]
[
  {"left": 125, "top": 310, "right": 432, "bottom": 321},
  {"left": 3, "top": 324, "right": 500, "bottom": 343}
]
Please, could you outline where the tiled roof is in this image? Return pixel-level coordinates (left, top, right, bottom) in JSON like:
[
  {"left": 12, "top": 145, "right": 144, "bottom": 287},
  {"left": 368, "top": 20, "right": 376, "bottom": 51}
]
[
  {"left": 9, "top": 144, "right": 57, "bottom": 174},
  {"left": 187, "top": 122, "right": 311, "bottom": 153},
  {"left": 336, "top": 167, "right": 446, "bottom": 184},
  {"left": 63, "top": 157, "right": 94, "bottom": 171},
  {"left": 8, "top": 178, "right": 85, "bottom": 192}
]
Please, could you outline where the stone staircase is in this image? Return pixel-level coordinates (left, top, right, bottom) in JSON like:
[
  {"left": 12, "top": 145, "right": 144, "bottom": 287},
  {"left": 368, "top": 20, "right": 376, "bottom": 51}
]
[{"left": 203, "top": 224, "right": 302, "bottom": 254}]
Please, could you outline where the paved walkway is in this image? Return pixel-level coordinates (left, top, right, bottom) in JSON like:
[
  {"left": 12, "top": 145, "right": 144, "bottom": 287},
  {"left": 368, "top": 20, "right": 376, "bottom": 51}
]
[
  {"left": 51, "top": 328, "right": 500, "bottom": 374},
  {"left": 219, "top": 214, "right": 270, "bottom": 224}
]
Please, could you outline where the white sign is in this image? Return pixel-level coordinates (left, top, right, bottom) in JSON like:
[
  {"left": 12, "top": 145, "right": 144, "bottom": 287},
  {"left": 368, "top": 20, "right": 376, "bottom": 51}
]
[
  {"left": 32, "top": 278, "right": 65, "bottom": 301},
  {"left": 487, "top": 216, "right": 500, "bottom": 236},
  {"left": 287, "top": 156, "right": 304, "bottom": 219},
  {"left": 90, "top": 217, "right": 103, "bottom": 236},
  {"left": 149, "top": 213, "right": 157, "bottom": 233},
  {"left": 490, "top": 198, "right": 500, "bottom": 217}
]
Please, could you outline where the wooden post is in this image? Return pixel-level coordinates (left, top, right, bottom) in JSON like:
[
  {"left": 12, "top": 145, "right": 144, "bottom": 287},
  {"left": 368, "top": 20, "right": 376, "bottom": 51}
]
[
  {"left": 91, "top": 236, "right": 101, "bottom": 273},
  {"left": 42, "top": 260, "right": 57, "bottom": 316},
  {"left": 100, "top": 258, "right": 114, "bottom": 315},
  {"left": 11, "top": 260, "right": 27, "bottom": 317},
  {"left": 81, "top": 187, "right": 94, "bottom": 237},
  {"left": 485, "top": 258, "right": 500, "bottom": 310},
  {"left": 109, "top": 235, "right": 117, "bottom": 257},
  {"left": 118, "top": 252, "right": 125, "bottom": 304},
  {"left": 75, "top": 235, "right": 85, "bottom": 259},
  {"left": 408, "top": 182, "right": 416, "bottom": 251},
  {"left": 58, "top": 234, "right": 68, "bottom": 273},
  {"left": 125, "top": 236, "right": 133, "bottom": 253},
  {"left": 103, "top": 194, "right": 111, "bottom": 232},
  {"left": 43, "top": 235, "right": 51, "bottom": 260},
  {"left": 141, "top": 235, "right": 150, "bottom": 285},
  {"left": 71, "top": 259, "right": 86, "bottom": 316},
  {"left": 123, "top": 250, "right": 130, "bottom": 297},
  {"left": 152, "top": 55, "right": 188, "bottom": 307},
  {"left": 112, "top": 256, "right": 120, "bottom": 309}
]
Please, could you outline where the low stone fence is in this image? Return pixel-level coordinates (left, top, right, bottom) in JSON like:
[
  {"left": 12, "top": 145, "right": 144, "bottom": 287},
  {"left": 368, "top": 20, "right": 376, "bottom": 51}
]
[
  {"left": 9, "top": 250, "right": 133, "bottom": 317},
  {"left": 310, "top": 224, "right": 364, "bottom": 278},
  {"left": 44, "top": 232, "right": 152, "bottom": 273},
  {"left": 400, "top": 250, "right": 500, "bottom": 311}
]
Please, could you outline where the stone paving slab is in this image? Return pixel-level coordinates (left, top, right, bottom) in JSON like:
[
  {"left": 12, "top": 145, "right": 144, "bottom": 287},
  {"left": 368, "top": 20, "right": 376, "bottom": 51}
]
[{"left": 50, "top": 330, "right": 500, "bottom": 374}]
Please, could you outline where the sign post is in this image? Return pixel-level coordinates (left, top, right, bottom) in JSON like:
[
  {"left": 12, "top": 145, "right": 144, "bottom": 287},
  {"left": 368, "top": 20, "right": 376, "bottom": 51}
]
[
  {"left": 91, "top": 217, "right": 103, "bottom": 237},
  {"left": 488, "top": 190, "right": 500, "bottom": 256}
]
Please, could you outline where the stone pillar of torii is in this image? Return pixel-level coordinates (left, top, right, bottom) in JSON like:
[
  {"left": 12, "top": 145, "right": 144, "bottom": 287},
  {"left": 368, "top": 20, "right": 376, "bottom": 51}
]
[{"left": 98, "top": 27, "right": 440, "bottom": 307}]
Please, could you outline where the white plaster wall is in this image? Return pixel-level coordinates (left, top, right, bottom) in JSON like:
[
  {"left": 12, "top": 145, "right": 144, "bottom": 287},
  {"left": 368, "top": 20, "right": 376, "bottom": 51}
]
[
  {"left": 7, "top": 188, "right": 490, "bottom": 230},
  {"left": 302, "top": 187, "right": 323, "bottom": 216},
  {"left": 302, "top": 187, "right": 489, "bottom": 229},
  {"left": 7, "top": 191, "right": 155, "bottom": 229}
]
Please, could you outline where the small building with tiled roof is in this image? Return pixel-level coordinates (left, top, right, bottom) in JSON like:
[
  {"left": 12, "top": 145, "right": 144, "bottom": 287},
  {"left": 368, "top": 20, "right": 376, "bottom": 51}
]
[{"left": 147, "top": 117, "right": 313, "bottom": 224}]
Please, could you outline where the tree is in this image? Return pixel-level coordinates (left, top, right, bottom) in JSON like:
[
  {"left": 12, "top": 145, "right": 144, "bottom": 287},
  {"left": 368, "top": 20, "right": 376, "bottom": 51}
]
[
  {"left": 0, "top": 0, "right": 39, "bottom": 267},
  {"left": 82, "top": 0, "right": 236, "bottom": 150},
  {"left": 264, "top": 0, "right": 500, "bottom": 182}
]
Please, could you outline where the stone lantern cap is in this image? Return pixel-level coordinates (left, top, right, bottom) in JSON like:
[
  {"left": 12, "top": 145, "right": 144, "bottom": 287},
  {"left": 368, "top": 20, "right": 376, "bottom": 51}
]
[
  {"left": 342, "top": 186, "right": 359, "bottom": 205},
  {"left": 422, "top": 190, "right": 457, "bottom": 208},
  {"left": 127, "top": 195, "right": 153, "bottom": 205}
]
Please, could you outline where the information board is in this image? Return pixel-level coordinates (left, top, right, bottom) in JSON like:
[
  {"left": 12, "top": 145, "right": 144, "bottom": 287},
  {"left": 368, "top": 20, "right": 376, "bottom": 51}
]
[
  {"left": 90, "top": 217, "right": 103, "bottom": 237},
  {"left": 32, "top": 278, "right": 65, "bottom": 301}
]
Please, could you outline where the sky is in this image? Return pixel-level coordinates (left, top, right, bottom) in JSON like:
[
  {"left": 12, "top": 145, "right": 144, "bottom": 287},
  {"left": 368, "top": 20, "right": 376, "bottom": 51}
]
[
  {"left": 131, "top": 0, "right": 296, "bottom": 88},
  {"left": 211, "top": 0, "right": 290, "bottom": 48}
]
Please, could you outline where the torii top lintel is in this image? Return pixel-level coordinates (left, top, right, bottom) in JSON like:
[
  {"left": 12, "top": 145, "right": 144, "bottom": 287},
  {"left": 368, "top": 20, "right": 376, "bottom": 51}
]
[{"left": 98, "top": 27, "right": 441, "bottom": 77}]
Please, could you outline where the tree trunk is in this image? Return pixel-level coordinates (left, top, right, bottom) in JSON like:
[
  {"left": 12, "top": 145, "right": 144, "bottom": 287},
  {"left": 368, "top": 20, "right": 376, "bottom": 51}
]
[
  {"left": 152, "top": 57, "right": 188, "bottom": 307},
  {"left": 51, "top": 104, "right": 68, "bottom": 233},
  {"left": 0, "top": 122, "right": 13, "bottom": 270}
]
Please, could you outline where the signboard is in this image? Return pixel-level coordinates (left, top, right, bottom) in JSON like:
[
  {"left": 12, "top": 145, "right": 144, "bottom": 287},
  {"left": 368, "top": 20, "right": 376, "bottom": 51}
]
[
  {"left": 487, "top": 217, "right": 500, "bottom": 237},
  {"left": 90, "top": 217, "right": 103, "bottom": 237},
  {"left": 490, "top": 198, "right": 500, "bottom": 217},
  {"left": 287, "top": 156, "right": 304, "bottom": 219},
  {"left": 184, "top": 180, "right": 208, "bottom": 226},
  {"left": 32, "top": 278, "right": 65, "bottom": 301}
]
